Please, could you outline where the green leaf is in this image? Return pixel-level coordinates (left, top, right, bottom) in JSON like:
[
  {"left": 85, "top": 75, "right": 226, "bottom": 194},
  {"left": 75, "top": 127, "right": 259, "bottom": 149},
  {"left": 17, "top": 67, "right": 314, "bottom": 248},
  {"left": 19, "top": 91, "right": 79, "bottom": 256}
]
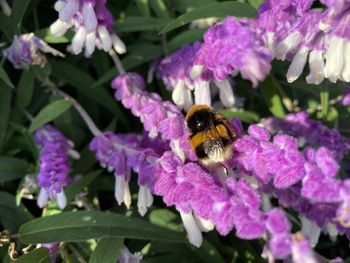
[
  {"left": 0, "top": 191, "right": 29, "bottom": 232},
  {"left": 220, "top": 110, "right": 260, "bottom": 123},
  {"left": 0, "top": 66, "right": 14, "bottom": 89},
  {"left": 150, "top": 0, "right": 170, "bottom": 19},
  {"left": 50, "top": 60, "right": 128, "bottom": 127},
  {"left": 92, "top": 44, "right": 162, "bottom": 88},
  {"left": 160, "top": 1, "right": 256, "bottom": 34},
  {"left": 259, "top": 75, "right": 285, "bottom": 118},
  {"left": 65, "top": 170, "right": 101, "bottom": 202},
  {"left": 0, "top": 13, "right": 13, "bottom": 39},
  {"left": 16, "top": 248, "right": 51, "bottom": 263},
  {"left": 89, "top": 237, "right": 124, "bottom": 263},
  {"left": 149, "top": 209, "right": 183, "bottom": 232},
  {"left": 168, "top": 28, "right": 205, "bottom": 52},
  {"left": 19, "top": 211, "right": 185, "bottom": 244},
  {"left": 123, "top": 44, "right": 163, "bottom": 69},
  {"left": 115, "top": 17, "right": 171, "bottom": 32},
  {"left": 0, "top": 85, "right": 11, "bottom": 153},
  {"left": 170, "top": 0, "right": 216, "bottom": 13},
  {"left": 29, "top": 99, "right": 72, "bottom": 133},
  {"left": 247, "top": 0, "right": 264, "bottom": 9},
  {"left": 0, "top": 157, "right": 30, "bottom": 182},
  {"left": 17, "top": 69, "right": 35, "bottom": 108},
  {"left": 11, "top": 0, "right": 31, "bottom": 34},
  {"left": 35, "top": 28, "right": 72, "bottom": 44},
  {"left": 135, "top": 0, "right": 150, "bottom": 17},
  {"left": 191, "top": 240, "right": 225, "bottom": 263}
]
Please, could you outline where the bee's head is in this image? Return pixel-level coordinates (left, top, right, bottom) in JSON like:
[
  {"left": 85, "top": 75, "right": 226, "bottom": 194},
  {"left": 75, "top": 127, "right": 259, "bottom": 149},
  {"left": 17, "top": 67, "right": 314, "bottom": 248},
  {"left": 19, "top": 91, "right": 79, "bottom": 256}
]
[{"left": 186, "top": 105, "right": 212, "bottom": 133}]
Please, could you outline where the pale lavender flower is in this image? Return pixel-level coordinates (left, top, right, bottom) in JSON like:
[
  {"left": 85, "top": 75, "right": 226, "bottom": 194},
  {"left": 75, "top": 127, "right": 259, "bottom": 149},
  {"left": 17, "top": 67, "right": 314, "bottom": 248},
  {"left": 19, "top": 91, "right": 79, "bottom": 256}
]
[
  {"left": 3, "top": 33, "right": 64, "bottom": 69},
  {"left": 50, "top": 0, "right": 125, "bottom": 56},
  {"left": 253, "top": 0, "right": 313, "bottom": 53},
  {"left": 35, "top": 125, "right": 77, "bottom": 209},
  {"left": 273, "top": 1, "right": 350, "bottom": 84},
  {"left": 291, "top": 233, "right": 318, "bottom": 263},
  {"left": 193, "top": 16, "right": 272, "bottom": 87},
  {"left": 157, "top": 43, "right": 239, "bottom": 110},
  {"left": 41, "top": 243, "right": 60, "bottom": 262},
  {"left": 119, "top": 246, "right": 142, "bottom": 263}
]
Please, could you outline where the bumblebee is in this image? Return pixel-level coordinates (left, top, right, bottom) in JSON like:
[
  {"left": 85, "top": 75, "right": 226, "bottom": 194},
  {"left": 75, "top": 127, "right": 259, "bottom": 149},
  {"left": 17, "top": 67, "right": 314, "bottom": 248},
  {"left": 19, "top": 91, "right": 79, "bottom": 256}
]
[{"left": 185, "top": 105, "right": 237, "bottom": 167}]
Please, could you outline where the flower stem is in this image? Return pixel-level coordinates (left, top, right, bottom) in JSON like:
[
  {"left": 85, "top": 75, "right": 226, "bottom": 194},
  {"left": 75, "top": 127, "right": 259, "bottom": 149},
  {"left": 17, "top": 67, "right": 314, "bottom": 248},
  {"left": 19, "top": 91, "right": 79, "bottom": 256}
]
[
  {"left": 109, "top": 49, "right": 125, "bottom": 74},
  {"left": 51, "top": 87, "right": 102, "bottom": 136}
]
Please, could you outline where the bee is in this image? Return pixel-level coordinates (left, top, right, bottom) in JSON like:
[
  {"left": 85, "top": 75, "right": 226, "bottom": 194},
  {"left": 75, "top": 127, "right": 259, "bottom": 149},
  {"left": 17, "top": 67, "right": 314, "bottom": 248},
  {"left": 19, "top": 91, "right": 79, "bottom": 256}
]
[{"left": 185, "top": 104, "right": 237, "bottom": 167}]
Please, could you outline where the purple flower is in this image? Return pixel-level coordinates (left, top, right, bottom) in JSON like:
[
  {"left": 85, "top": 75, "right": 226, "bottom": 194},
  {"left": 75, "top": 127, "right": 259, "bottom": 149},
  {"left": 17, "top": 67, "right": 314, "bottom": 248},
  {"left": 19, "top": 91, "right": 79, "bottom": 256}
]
[
  {"left": 111, "top": 72, "right": 194, "bottom": 160},
  {"left": 271, "top": 1, "right": 350, "bottom": 84},
  {"left": 50, "top": 0, "right": 125, "bottom": 55},
  {"left": 233, "top": 125, "right": 305, "bottom": 188},
  {"left": 291, "top": 233, "right": 318, "bottom": 263},
  {"left": 193, "top": 16, "right": 272, "bottom": 87},
  {"left": 3, "top": 33, "right": 64, "bottom": 69},
  {"left": 265, "top": 209, "right": 292, "bottom": 259},
  {"left": 156, "top": 43, "right": 240, "bottom": 109},
  {"left": 336, "top": 180, "right": 350, "bottom": 228},
  {"left": 41, "top": 243, "right": 60, "bottom": 262},
  {"left": 35, "top": 125, "right": 78, "bottom": 209},
  {"left": 106, "top": 71, "right": 348, "bottom": 252},
  {"left": 342, "top": 87, "right": 350, "bottom": 106},
  {"left": 252, "top": 0, "right": 313, "bottom": 52},
  {"left": 261, "top": 112, "right": 350, "bottom": 159}
]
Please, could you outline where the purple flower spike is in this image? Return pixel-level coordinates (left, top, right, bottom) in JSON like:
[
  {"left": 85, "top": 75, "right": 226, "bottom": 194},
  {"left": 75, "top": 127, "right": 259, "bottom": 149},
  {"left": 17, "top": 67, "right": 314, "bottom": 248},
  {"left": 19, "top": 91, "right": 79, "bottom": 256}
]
[
  {"left": 156, "top": 43, "right": 239, "bottom": 109},
  {"left": 50, "top": 0, "right": 125, "bottom": 56},
  {"left": 262, "top": 112, "right": 350, "bottom": 159},
  {"left": 3, "top": 33, "right": 64, "bottom": 69},
  {"left": 111, "top": 72, "right": 194, "bottom": 160},
  {"left": 35, "top": 125, "right": 78, "bottom": 209},
  {"left": 194, "top": 16, "right": 272, "bottom": 87},
  {"left": 270, "top": 1, "right": 350, "bottom": 84}
]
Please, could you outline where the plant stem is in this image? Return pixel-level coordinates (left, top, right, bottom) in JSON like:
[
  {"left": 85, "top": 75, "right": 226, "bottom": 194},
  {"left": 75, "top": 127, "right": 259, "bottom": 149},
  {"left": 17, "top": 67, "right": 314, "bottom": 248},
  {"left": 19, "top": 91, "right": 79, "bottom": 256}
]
[
  {"left": 109, "top": 49, "right": 125, "bottom": 74},
  {"left": 51, "top": 87, "right": 102, "bottom": 136}
]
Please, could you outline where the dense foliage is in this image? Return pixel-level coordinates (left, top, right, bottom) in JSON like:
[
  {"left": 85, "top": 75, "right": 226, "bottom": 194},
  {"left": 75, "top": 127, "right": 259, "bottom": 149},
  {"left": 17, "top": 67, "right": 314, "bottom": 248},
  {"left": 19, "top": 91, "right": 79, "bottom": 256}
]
[{"left": 0, "top": 0, "right": 350, "bottom": 262}]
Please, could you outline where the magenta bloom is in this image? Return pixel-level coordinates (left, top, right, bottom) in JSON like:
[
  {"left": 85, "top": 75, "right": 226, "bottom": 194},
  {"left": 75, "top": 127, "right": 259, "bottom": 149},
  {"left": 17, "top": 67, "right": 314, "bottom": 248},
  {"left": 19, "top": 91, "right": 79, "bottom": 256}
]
[
  {"left": 194, "top": 16, "right": 271, "bottom": 87},
  {"left": 35, "top": 125, "right": 77, "bottom": 209},
  {"left": 50, "top": 0, "right": 125, "bottom": 55},
  {"left": 233, "top": 125, "right": 305, "bottom": 188},
  {"left": 111, "top": 72, "right": 193, "bottom": 161},
  {"left": 262, "top": 112, "right": 350, "bottom": 159}
]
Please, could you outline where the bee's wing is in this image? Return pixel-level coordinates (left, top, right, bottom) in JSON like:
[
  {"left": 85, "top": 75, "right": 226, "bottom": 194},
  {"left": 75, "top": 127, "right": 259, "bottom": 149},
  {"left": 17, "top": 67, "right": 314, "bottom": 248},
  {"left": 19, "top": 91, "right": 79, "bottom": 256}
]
[
  {"left": 202, "top": 129, "right": 225, "bottom": 163},
  {"left": 213, "top": 112, "right": 237, "bottom": 141}
]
